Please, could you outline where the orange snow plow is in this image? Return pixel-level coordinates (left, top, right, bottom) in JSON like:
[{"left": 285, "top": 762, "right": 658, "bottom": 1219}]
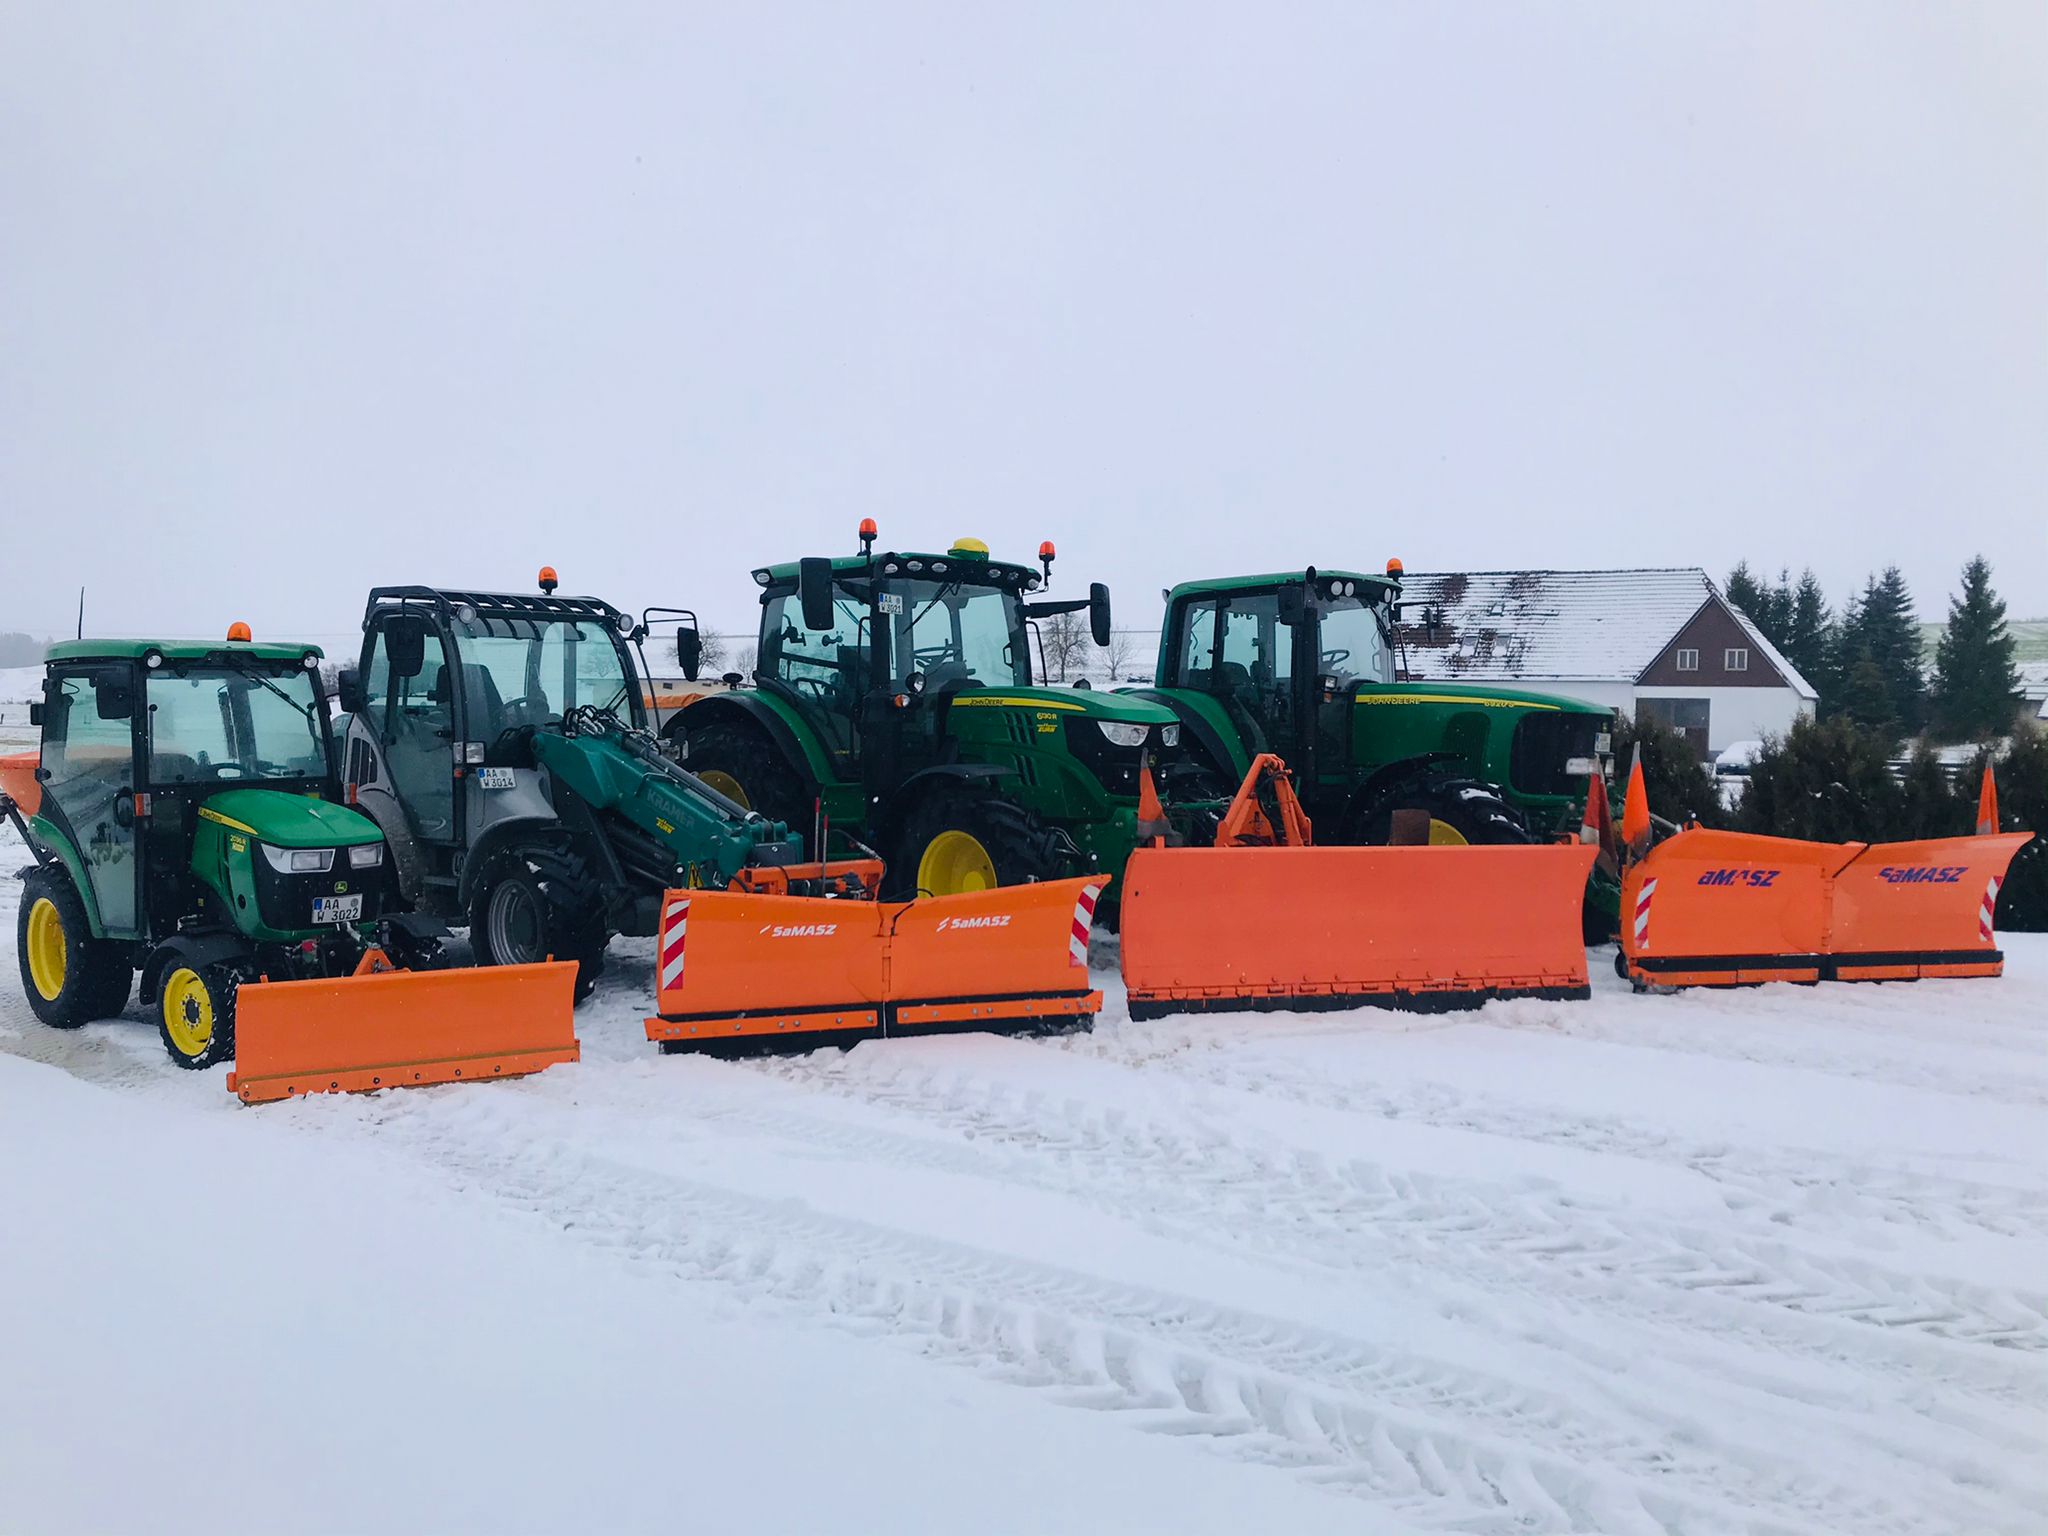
[
  {"left": 644, "top": 876, "right": 1107, "bottom": 1050},
  {"left": 1119, "top": 755, "right": 1597, "bottom": 1017},
  {"left": 227, "top": 952, "right": 581, "bottom": 1104},
  {"left": 0, "top": 751, "right": 39, "bottom": 818},
  {"left": 1619, "top": 762, "right": 2032, "bottom": 988}
]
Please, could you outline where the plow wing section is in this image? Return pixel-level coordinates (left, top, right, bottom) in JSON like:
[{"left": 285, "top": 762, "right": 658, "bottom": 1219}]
[
  {"left": 227, "top": 958, "right": 580, "bottom": 1104},
  {"left": 1119, "top": 843, "right": 1597, "bottom": 1018},
  {"left": 645, "top": 877, "right": 1106, "bottom": 1050},
  {"left": 1622, "top": 829, "right": 2032, "bottom": 987}
]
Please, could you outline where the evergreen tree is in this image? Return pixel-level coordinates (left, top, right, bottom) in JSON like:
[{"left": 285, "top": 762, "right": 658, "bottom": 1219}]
[
  {"left": 1894, "top": 746, "right": 1961, "bottom": 841},
  {"left": 1724, "top": 563, "right": 1767, "bottom": 624},
  {"left": 1614, "top": 711, "right": 1729, "bottom": 829},
  {"left": 1783, "top": 571, "right": 1834, "bottom": 699},
  {"left": 1737, "top": 716, "right": 1902, "bottom": 843},
  {"left": 1832, "top": 568, "right": 1923, "bottom": 739},
  {"left": 1930, "top": 555, "right": 2020, "bottom": 741},
  {"left": 1835, "top": 648, "right": 1898, "bottom": 739},
  {"left": 1754, "top": 569, "right": 1795, "bottom": 647}
]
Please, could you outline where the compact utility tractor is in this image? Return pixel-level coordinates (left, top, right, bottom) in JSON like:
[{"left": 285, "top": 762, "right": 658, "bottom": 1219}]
[
  {"left": 2, "top": 630, "right": 577, "bottom": 1100},
  {"left": 671, "top": 524, "right": 1204, "bottom": 921},
  {"left": 1127, "top": 564, "right": 1622, "bottom": 935},
  {"left": 336, "top": 578, "right": 884, "bottom": 999}
]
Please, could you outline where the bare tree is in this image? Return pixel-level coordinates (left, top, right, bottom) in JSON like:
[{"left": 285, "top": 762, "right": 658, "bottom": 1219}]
[
  {"left": 1103, "top": 628, "right": 1138, "bottom": 681},
  {"left": 1042, "top": 610, "right": 1087, "bottom": 682}
]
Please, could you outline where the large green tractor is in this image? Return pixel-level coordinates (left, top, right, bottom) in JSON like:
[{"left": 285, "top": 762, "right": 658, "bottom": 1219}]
[
  {"left": 1126, "top": 566, "right": 1621, "bottom": 933},
  {"left": 672, "top": 525, "right": 1192, "bottom": 916},
  {"left": 3, "top": 632, "right": 426, "bottom": 1069}
]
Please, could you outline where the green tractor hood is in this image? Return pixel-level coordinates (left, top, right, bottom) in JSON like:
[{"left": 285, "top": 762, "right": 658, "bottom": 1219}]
[
  {"left": 198, "top": 788, "right": 382, "bottom": 848},
  {"left": 946, "top": 685, "right": 1175, "bottom": 726}
]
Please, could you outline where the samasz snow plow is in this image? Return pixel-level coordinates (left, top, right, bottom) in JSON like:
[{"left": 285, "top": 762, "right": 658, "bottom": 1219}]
[
  {"left": 1618, "top": 758, "right": 2032, "bottom": 988},
  {"left": 1118, "top": 756, "right": 1596, "bottom": 1017},
  {"left": 645, "top": 875, "right": 1106, "bottom": 1049},
  {"left": 5, "top": 632, "right": 578, "bottom": 1102}
]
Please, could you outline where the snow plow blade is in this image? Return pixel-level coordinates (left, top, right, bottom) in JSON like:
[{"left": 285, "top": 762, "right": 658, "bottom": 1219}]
[
  {"left": 227, "top": 957, "right": 581, "bottom": 1104},
  {"left": 1621, "top": 829, "right": 2033, "bottom": 987},
  {"left": 644, "top": 877, "right": 1107, "bottom": 1050},
  {"left": 1119, "top": 843, "right": 1598, "bottom": 1018}
]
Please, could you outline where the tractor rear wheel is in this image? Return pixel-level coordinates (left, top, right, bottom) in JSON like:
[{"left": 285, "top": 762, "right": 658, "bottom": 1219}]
[
  {"left": 157, "top": 963, "right": 238, "bottom": 1070},
  {"left": 17, "top": 865, "right": 131, "bottom": 1028},
  {"left": 677, "top": 720, "right": 815, "bottom": 850},
  {"left": 469, "top": 849, "right": 607, "bottom": 1002},
  {"left": 887, "top": 792, "right": 1066, "bottom": 901},
  {"left": 1348, "top": 778, "right": 1530, "bottom": 847}
]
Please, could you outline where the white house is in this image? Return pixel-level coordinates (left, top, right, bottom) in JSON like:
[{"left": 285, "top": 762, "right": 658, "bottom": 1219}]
[{"left": 1391, "top": 568, "right": 1818, "bottom": 758}]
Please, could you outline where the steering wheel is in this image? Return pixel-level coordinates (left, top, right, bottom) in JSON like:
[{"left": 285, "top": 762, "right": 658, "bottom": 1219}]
[
  {"left": 1319, "top": 649, "right": 1352, "bottom": 669},
  {"left": 499, "top": 692, "right": 552, "bottom": 729},
  {"left": 791, "top": 677, "right": 838, "bottom": 703}
]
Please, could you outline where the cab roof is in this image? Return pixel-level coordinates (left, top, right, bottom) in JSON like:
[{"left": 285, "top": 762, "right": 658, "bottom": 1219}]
[
  {"left": 754, "top": 550, "right": 1044, "bottom": 592},
  {"left": 1164, "top": 570, "right": 1397, "bottom": 602},
  {"left": 45, "top": 638, "right": 321, "bottom": 665}
]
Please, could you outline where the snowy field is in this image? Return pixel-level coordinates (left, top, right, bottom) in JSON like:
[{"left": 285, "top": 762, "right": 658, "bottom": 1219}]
[{"left": 1, "top": 817, "right": 2043, "bottom": 1535}]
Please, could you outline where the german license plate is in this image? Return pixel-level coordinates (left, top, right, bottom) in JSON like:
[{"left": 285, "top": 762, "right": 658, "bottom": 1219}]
[
  {"left": 312, "top": 894, "right": 363, "bottom": 925},
  {"left": 1565, "top": 756, "right": 1600, "bottom": 777},
  {"left": 476, "top": 767, "right": 516, "bottom": 789}
]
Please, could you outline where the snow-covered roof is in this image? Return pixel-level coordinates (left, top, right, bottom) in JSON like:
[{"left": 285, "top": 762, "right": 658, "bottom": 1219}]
[
  {"left": 2019, "top": 661, "right": 2048, "bottom": 718},
  {"left": 1392, "top": 567, "right": 1818, "bottom": 699}
]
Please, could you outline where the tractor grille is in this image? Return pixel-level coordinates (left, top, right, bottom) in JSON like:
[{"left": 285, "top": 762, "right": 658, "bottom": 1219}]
[{"left": 1509, "top": 712, "right": 1607, "bottom": 797}]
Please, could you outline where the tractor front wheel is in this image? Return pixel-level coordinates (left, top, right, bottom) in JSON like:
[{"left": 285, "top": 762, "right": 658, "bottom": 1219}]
[
  {"left": 157, "top": 963, "right": 238, "bottom": 1070},
  {"left": 469, "top": 850, "right": 607, "bottom": 1002},
  {"left": 887, "top": 793, "right": 1066, "bottom": 901},
  {"left": 676, "top": 721, "right": 815, "bottom": 851},
  {"left": 17, "top": 865, "right": 131, "bottom": 1028},
  {"left": 1348, "top": 779, "right": 1529, "bottom": 847}
]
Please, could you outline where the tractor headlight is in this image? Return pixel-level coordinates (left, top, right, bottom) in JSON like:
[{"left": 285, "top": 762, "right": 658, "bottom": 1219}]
[
  {"left": 261, "top": 844, "right": 335, "bottom": 874},
  {"left": 1160, "top": 723, "right": 1181, "bottom": 748},
  {"left": 347, "top": 844, "right": 385, "bottom": 869},
  {"left": 1096, "top": 720, "right": 1151, "bottom": 748}
]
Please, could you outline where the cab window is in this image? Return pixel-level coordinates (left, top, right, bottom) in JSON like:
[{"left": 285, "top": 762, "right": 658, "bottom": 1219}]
[{"left": 42, "top": 670, "right": 134, "bottom": 789}]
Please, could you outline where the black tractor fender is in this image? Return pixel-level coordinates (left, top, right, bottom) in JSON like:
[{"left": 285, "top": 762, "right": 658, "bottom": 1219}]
[
  {"left": 139, "top": 933, "right": 255, "bottom": 1008},
  {"left": 872, "top": 762, "right": 1015, "bottom": 853},
  {"left": 1348, "top": 752, "right": 1476, "bottom": 815},
  {"left": 1125, "top": 689, "right": 1246, "bottom": 782},
  {"left": 454, "top": 815, "right": 573, "bottom": 909},
  {"left": 667, "top": 694, "right": 815, "bottom": 778}
]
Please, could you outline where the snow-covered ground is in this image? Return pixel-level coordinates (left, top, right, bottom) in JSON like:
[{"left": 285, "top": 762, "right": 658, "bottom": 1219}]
[{"left": 2, "top": 815, "right": 2043, "bottom": 1534}]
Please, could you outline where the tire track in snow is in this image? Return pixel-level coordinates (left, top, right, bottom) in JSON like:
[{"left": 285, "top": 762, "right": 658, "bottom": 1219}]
[
  {"left": 1067, "top": 1027, "right": 2048, "bottom": 1245},
  {"left": 749, "top": 1053, "right": 2048, "bottom": 1401},
  {"left": 345, "top": 1087, "right": 1903, "bottom": 1536}
]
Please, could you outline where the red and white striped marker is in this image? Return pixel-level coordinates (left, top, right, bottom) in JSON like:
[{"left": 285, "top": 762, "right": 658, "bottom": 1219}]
[
  {"left": 1980, "top": 876, "right": 2001, "bottom": 946},
  {"left": 1632, "top": 877, "right": 1657, "bottom": 952},
  {"left": 660, "top": 896, "right": 690, "bottom": 993},
  {"left": 1069, "top": 881, "right": 1103, "bottom": 967}
]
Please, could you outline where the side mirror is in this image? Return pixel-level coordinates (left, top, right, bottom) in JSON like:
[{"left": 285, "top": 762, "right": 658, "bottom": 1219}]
[
  {"left": 28, "top": 701, "right": 41, "bottom": 728},
  {"left": 676, "top": 624, "right": 702, "bottom": 682},
  {"left": 1088, "top": 582, "right": 1112, "bottom": 648},
  {"left": 798, "top": 557, "right": 836, "bottom": 632},
  {"left": 336, "top": 665, "right": 365, "bottom": 714},
  {"left": 1276, "top": 584, "right": 1306, "bottom": 626},
  {"left": 95, "top": 682, "right": 134, "bottom": 721},
  {"left": 386, "top": 623, "right": 426, "bottom": 679}
]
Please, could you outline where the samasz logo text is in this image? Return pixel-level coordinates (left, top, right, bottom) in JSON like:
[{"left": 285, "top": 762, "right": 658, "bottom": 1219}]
[
  {"left": 758, "top": 922, "right": 839, "bottom": 938},
  {"left": 1697, "top": 868, "right": 1780, "bottom": 888},
  {"left": 1877, "top": 866, "right": 1965, "bottom": 884},
  {"left": 935, "top": 914, "right": 1012, "bottom": 932}
]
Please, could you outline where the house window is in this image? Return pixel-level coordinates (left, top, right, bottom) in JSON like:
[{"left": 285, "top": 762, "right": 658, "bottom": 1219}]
[
  {"left": 1724, "top": 647, "right": 1748, "bottom": 672},
  {"left": 1675, "top": 648, "right": 1699, "bottom": 672}
]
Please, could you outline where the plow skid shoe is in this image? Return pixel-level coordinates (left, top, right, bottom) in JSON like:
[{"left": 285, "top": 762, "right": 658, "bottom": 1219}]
[
  {"left": 645, "top": 877, "right": 1107, "bottom": 1050},
  {"left": 1622, "top": 829, "right": 2032, "bottom": 987},
  {"left": 1118, "top": 844, "right": 1596, "bottom": 1018},
  {"left": 227, "top": 959, "right": 580, "bottom": 1105}
]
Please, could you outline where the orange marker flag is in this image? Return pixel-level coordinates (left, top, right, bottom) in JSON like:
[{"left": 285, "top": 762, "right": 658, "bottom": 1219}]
[
  {"left": 1977, "top": 762, "right": 2000, "bottom": 836},
  {"left": 1620, "top": 745, "right": 1651, "bottom": 856},
  {"left": 1580, "top": 771, "right": 1619, "bottom": 878},
  {"left": 1137, "top": 758, "right": 1169, "bottom": 846}
]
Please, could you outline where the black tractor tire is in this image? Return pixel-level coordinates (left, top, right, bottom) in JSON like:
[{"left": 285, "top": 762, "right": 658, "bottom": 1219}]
[
  {"left": 1346, "top": 776, "right": 1531, "bottom": 847},
  {"left": 468, "top": 847, "right": 608, "bottom": 1003},
  {"left": 155, "top": 960, "right": 241, "bottom": 1070},
  {"left": 676, "top": 719, "right": 817, "bottom": 850},
  {"left": 17, "top": 865, "right": 132, "bottom": 1028},
  {"left": 885, "top": 790, "right": 1069, "bottom": 902}
]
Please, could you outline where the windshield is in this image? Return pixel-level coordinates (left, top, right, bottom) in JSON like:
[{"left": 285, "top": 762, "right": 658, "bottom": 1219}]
[
  {"left": 883, "top": 578, "right": 1028, "bottom": 688},
  {"left": 1316, "top": 595, "right": 1394, "bottom": 685},
  {"left": 147, "top": 667, "right": 328, "bottom": 784},
  {"left": 450, "top": 613, "right": 634, "bottom": 733}
]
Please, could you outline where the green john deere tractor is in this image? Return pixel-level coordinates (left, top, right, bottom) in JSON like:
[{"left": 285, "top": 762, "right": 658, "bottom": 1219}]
[
  {"left": 1125, "top": 566, "right": 1621, "bottom": 934},
  {"left": 671, "top": 526, "right": 1196, "bottom": 916},
  {"left": 3, "top": 632, "right": 427, "bottom": 1068}
]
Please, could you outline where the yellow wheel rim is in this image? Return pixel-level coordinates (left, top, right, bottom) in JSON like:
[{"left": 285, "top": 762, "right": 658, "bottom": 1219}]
[
  {"left": 25, "top": 897, "right": 67, "bottom": 1002},
  {"left": 699, "top": 770, "right": 749, "bottom": 809},
  {"left": 918, "top": 829, "right": 997, "bottom": 896},
  {"left": 1427, "top": 818, "right": 1470, "bottom": 846},
  {"left": 161, "top": 968, "right": 215, "bottom": 1059}
]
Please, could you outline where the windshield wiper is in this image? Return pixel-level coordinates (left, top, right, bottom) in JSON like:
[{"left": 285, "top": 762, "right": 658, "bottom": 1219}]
[{"left": 224, "top": 661, "right": 318, "bottom": 726}]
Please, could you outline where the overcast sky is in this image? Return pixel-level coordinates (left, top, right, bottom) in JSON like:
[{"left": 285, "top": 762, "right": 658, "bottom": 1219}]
[{"left": 4, "top": 3, "right": 2042, "bottom": 651}]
